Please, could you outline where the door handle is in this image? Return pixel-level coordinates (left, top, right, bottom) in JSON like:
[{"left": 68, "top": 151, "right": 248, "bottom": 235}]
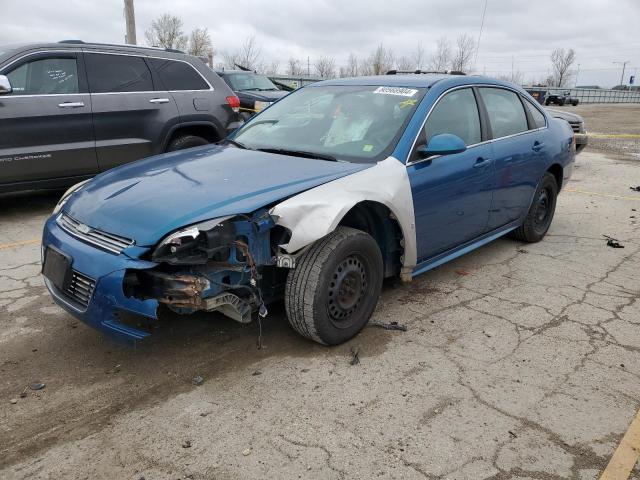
[
  {"left": 149, "top": 98, "right": 170, "bottom": 104},
  {"left": 58, "top": 101, "right": 85, "bottom": 108},
  {"left": 473, "top": 157, "right": 492, "bottom": 168},
  {"left": 532, "top": 141, "right": 545, "bottom": 152}
]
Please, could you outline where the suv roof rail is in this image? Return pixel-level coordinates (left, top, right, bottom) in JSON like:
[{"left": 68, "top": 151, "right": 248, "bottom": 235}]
[
  {"left": 57, "top": 40, "right": 185, "bottom": 54},
  {"left": 386, "top": 69, "right": 466, "bottom": 76}
]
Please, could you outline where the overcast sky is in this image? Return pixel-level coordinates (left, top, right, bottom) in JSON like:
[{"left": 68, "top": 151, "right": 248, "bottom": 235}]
[{"left": 2, "top": 0, "right": 639, "bottom": 87}]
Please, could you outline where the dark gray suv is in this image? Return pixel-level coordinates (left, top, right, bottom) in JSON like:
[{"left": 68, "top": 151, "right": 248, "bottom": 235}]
[{"left": 0, "top": 41, "right": 243, "bottom": 193}]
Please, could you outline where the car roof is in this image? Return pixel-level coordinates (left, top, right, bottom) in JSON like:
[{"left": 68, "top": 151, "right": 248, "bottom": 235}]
[
  {"left": 313, "top": 74, "right": 515, "bottom": 90},
  {"left": 0, "top": 41, "right": 193, "bottom": 64}
]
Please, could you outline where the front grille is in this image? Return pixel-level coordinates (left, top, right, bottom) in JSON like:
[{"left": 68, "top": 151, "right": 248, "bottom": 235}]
[
  {"left": 64, "top": 270, "right": 96, "bottom": 308},
  {"left": 569, "top": 121, "right": 581, "bottom": 133},
  {"left": 57, "top": 213, "right": 134, "bottom": 254}
]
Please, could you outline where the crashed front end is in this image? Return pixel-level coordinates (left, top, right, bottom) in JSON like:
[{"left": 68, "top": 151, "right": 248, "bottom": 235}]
[{"left": 42, "top": 210, "right": 288, "bottom": 344}]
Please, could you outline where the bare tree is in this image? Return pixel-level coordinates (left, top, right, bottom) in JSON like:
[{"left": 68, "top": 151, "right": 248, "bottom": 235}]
[
  {"left": 314, "top": 56, "right": 336, "bottom": 78},
  {"left": 263, "top": 61, "right": 280, "bottom": 76},
  {"left": 550, "top": 48, "right": 576, "bottom": 87},
  {"left": 188, "top": 27, "right": 213, "bottom": 58},
  {"left": 145, "top": 14, "right": 188, "bottom": 50},
  {"left": 396, "top": 56, "right": 414, "bottom": 71},
  {"left": 496, "top": 71, "right": 524, "bottom": 85},
  {"left": 237, "top": 35, "right": 262, "bottom": 70},
  {"left": 429, "top": 36, "right": 451, "bottom": 71},
  {"left": 362, "top": 44, "right": 394, "bottom": 75},
  {"left": 450, "top": 34, "right": 475, "bottom": 72},
  {"left": 339, "top": 53, "right": 360, "bottom": 77},
  {"left": 287, "top": 58, "right": 304, "bottom": 76},
  {"left": 413, "top": 42, "right": 426, "bottom": 70}
]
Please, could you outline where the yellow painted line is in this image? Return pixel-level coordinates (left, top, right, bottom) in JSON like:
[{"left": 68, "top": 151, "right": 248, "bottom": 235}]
[
  {"left": 565, "top": 188, "right": 640, "bottom": 202},
  {"left": 600, "top": 409, "right": 640, "bottom": 480},
  {"left": 0, "top": 238, "right": 40, "bottom": 250},
  {"left": 588, "top": 133, "right": 640, "bottom": 139},
  {"left": 239, "top": 107, "right": 260, "bottom": 113}
]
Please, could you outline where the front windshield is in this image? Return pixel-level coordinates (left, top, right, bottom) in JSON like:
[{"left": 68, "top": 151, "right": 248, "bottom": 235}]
[
  {"left": 226, "top": 73, "right": 278, "bottom": 91},
  {"left": 232, "top": 85, "right": 426, "bottom": 163}
]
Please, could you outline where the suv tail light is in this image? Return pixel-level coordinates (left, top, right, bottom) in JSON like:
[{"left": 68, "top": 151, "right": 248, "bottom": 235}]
[{"left": 226, "top": 95, "right": 240, "bottom": 113}]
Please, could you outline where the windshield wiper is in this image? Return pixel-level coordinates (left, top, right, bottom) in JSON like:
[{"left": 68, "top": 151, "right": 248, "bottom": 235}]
[
  {"left": 222, "top": 138, "right": 249, "bottom": 149},
  {"left": 257, "top": 148, "right": 337, "bottom": 162}
]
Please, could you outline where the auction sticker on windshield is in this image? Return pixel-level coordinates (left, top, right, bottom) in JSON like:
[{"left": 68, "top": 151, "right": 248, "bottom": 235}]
[{"left": 373, "top": 86, "right": 418, "bottom": 97}]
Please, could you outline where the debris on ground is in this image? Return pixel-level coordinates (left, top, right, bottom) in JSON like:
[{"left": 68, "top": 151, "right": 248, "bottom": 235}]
[
  {"left": 29, "top": 382, "right": 45, "bottom": 391},
  {"left": 242, "top": 448, "right": 251, "bottom": 456},
  {"left": 10, "top": 398, "right": 18, "bottom": 404},
  {"left": 455, "top": 269, "right": 471, "bottom": 276},
  {"left": 350, "top": 346, "right": 360, "bottom": 366},
  {"left": 517, "top": 249, "right": 529, "bottom": 254},
  {"left": 370, "top": 321, "right": 408, "bottom": 332},
  {"left": 182, "top": 440, "right": 192, "bottom": 448},
  {"left": 604, "top": 235, "right": 625, "bottom": 248},
  {"left": 508, "top": 430, "right": 518, "bottom": 438},
  {"left": 630, "top": 186, "right": 640, "bottom": 192},
  {"left": 19, "top": 386, "right": 28, "bottom": 398},
  {"left": 192, "top": 375, "right": 204, "bottom": 386},
  {"left": 251, "top": 370, "right": 262, "bottom": 376}
]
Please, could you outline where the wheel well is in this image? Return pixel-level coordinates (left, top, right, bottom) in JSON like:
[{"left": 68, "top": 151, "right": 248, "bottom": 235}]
[
  {"left": 338, "top": 201, "right": 403, "bottom": 278},
  {"left": 166, "top": 124, "right": 221, "bottom": 150},
  {"left": 547, "top": 163, "right": 563, "bottom": 190}
]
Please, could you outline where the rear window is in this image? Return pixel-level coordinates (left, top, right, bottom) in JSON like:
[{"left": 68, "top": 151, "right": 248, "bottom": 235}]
[
  {"left": 148, "top": 58, "right": 209, "bottom": 91},
  {"left": 479, "top": 87, "right": 529, "bottom": 138},
  {"left": 85, "top": 53, "right": 153, "bottom": 93},
  {"left": 524, "top": 98, "right": 547, "bottom": 129}
]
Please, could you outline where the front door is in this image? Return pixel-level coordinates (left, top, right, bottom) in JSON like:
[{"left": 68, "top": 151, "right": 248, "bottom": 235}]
[
  {"left": 407, "top": 87, "right": 494, "bottom": 261},
  {"left": 0, "top": 52, "right": 97, "bottom": 185}
]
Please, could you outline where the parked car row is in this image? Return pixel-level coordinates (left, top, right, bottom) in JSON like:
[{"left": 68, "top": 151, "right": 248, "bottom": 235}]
[{"left": 0, "top": 40, "right": 243, "bottom": 193}]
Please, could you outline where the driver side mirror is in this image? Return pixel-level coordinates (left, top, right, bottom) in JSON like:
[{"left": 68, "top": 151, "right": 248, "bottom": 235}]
[
  {"left": 417, "top": 133, "right": 467, "bottom": 158},
  {"left": 0, "top": 75, "right": 12, "bottom": 95}
]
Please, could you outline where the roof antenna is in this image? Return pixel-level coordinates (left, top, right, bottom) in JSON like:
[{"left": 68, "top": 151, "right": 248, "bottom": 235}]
[{"left": 474, "top": 0, "right": 488, "bottom": 69}]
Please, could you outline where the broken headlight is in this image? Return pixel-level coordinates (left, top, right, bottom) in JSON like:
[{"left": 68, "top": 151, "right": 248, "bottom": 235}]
[
  {"left": 152, "top": 216, "right": 236, "bottom": 265},
  {"left": 53, "top": 179, "right": 90, "bottom": 214}
]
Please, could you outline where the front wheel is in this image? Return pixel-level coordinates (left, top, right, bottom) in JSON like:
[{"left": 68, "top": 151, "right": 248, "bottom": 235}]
[
  {"left": 285, "top": 227, "right": 383, "bottom": 345},
  {"left": 166, "top": 134, "right": 209, "bottom": 152},
  {"left": 510, "top": 172, "right": 558, "bottom": 243}
]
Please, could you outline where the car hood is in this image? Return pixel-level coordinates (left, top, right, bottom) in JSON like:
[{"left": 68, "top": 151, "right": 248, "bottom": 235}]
[
  {"left": 238, "top": 90, "right": 289, "bottom": 102},
  {"left": 546, "top": 108, "right": 584, "bottom": 123},
  {"left": 64, "top": 145, "right": 371, "bottom": 247}
]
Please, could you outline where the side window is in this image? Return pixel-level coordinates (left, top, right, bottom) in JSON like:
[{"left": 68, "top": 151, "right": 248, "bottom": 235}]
[
  {"left": 479, "top": 87, "right": 528, "bottom": 138},
  {"left": 424, "top": 88, "right": 481, "bottom": 146},
  {"left": 524, "top": 98, "right": 546, "bottom": 129},
  {"left": 85, "top": 53, "right": 153, "bottom": 93},
  {"left": 6, "top": 57, "right": 79, "bottom": 95},
  {"left": 148, "top": 58, "right": 209, "bottom": 91}
]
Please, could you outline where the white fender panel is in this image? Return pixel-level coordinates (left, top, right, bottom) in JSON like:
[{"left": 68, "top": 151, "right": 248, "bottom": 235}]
[{"left": 270, "top": 156, "right": 417, "bottom": 270}]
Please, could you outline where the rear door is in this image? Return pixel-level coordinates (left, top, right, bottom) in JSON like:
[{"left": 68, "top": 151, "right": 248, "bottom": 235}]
[
  {"left": 478, "top": 87, "right": 550, "bottom": 230},
  {"left": 84, "top": 51, "right": 179, "bottom": 171},
  {"left": 0, "top": 51, "right": 97, "bottom": 185}
]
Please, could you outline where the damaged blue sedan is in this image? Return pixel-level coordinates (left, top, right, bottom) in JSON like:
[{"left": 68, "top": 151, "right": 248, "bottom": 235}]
[{"left": 42, "top": 73, "right": 575, "bottom": 345}]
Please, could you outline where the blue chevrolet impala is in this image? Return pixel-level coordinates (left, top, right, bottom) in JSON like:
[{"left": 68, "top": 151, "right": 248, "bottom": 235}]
[{"left": 42, "top": 74, "right": 575, "bottom": 345}]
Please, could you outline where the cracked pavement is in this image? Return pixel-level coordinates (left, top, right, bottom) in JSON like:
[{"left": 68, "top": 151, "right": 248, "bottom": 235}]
[{"left": 0, "top": 149, "right": 639, "bottom": 479}]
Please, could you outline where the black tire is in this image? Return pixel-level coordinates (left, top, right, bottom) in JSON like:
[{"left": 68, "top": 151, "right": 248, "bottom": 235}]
[
  {"left": 285, "top": 227, "right": 383, "bottom": 345},
  {"left": 545, "top": 99, "right": 551, "bottom": 106},
  {"left": 511, "top": 172, "right": 558, "bottom": 243},
  {"left": 558, "top": 99, "right": 565, "bottom": 106},
  {"left": 572, "top": 100, "right": 579, "bottom": 106},
  {"left": 166, "top": 135, "right": 209, "bottom": 152}
]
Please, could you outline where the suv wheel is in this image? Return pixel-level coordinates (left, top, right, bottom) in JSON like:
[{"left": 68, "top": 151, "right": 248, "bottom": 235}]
[
  {"left": 166, "top": 135, "right": 209, "bottom": 152},
  {"left": 284, "top": 227, "right": 383, "bottom": 345},
  {"left": 510, "top": 172, "right": 558, "bottom": 243}
]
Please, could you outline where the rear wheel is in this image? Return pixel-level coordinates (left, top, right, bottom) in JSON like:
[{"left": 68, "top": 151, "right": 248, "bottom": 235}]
[
  {"left": 511, "top": 173, "right": 558, "bottom": 243},
  {"left": 572, "top": 100, "right": 579, "bottom": 106},
  {"left": 285, "top": 227, "right": 383, "bottom": 345},
  {"left": 558, "top": 99, "right": 566, "bottom": 106},
  {"left": 166, "top": 134, "right": 209, "bottom": 152}
]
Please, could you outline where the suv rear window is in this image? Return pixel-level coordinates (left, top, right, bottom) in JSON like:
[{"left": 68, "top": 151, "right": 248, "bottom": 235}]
[
  {"left": 85, "top": 53, "right": 153, "bottom": 93},
  {"left": 148, "top": 58, "right": 209, "bottom": 91}
]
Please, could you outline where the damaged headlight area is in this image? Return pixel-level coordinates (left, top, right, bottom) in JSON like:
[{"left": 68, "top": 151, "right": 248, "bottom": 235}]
[{"left": 123, "top": 210, "right": 291, "bottom": 324}]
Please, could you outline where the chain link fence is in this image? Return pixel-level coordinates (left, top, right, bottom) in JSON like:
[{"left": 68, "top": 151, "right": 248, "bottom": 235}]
[{"left": 530, "top": 87, "right": 640, "bottom": 104}]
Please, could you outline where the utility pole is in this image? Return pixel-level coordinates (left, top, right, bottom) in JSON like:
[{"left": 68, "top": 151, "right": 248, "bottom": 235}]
[
  {"left": 613, "top": 61, "right": 629, "bottom": 86},
  {"left": 124, "top": 0, "right": 137, "bottom": 45},
  {"left": 307, "top": 56, "right": 310, "bottom": 76},
  {"left": 575, "top": 63, "right": 580, "bottom": 87}
]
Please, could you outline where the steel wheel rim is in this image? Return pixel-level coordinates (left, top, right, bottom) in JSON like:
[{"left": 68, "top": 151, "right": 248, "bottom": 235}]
[{"left": 327, "top": 255, "right": 367, "bottom": 326}]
